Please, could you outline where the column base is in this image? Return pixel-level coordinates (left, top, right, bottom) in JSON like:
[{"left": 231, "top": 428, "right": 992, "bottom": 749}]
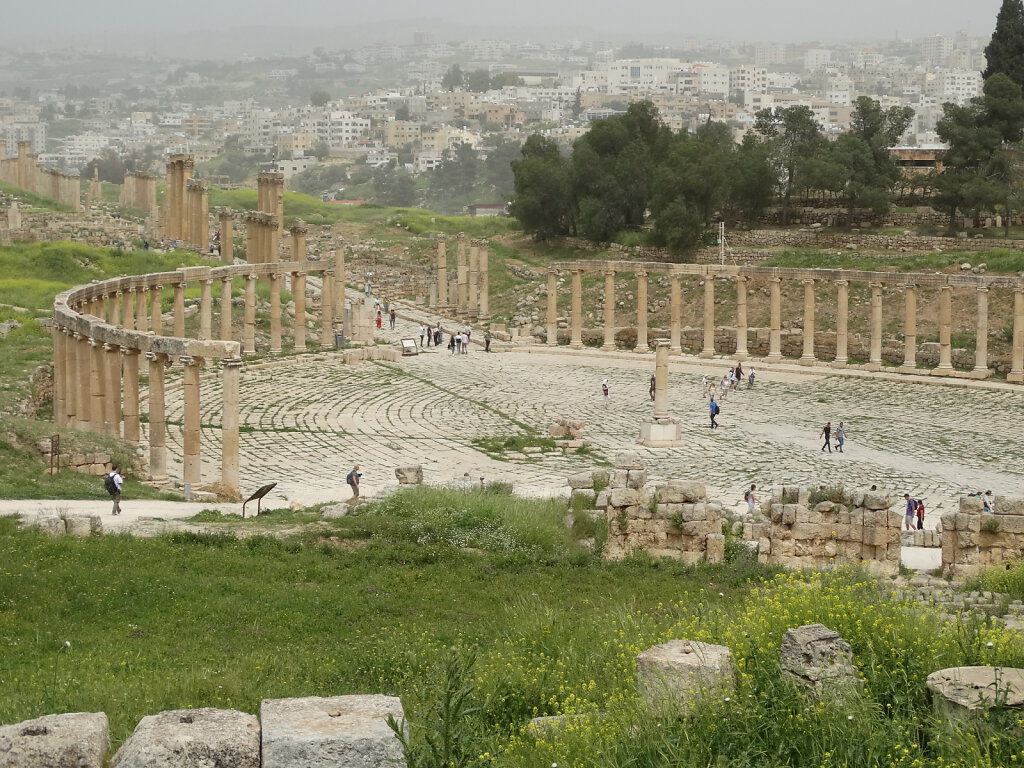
[
  {"left": 634, "top": 346, "right": 652, "bottom": 354},
  {"left": 798, "top": 357, "right": 817, "bottom": 366},
  {"left": 896, "top": 365, "right": 918, "bottom": 375},
  {"left": 968, "top": 367, "right": 993, "bottom": 379},
  {"left": 930, "top": 366, "right": 955, "bottom": 375},
  {"left": 734, "top": 351, "right": 749, "bottom": 361},
  {"left": 638, "top": 417, "right": 682, "bottom": 447},
  {"left": 570, "top": 342, "right": 583, "bottom": 350},
  {"left": 601, "top": 344, "right": 617, "bottom": 351},
  {"left": 1008, "top": 371, "right": 1024, "bottom": 383},
  {"left": 698, "top": 350, "right": 715, "bottom": 359},
  {"left": 764, "top": 354, "right": 783, "bottom": 363},
  {"left": 831, "top": 360, "right": 848, "bottom": 368},
  {"left": 269, "top": 347, "right": 282, "bottom": 355},
  {"left": 148, "top": 473, "right": 170, "bottom": 486},
  {"left": 864, "top": 362, "right": 882, "bottom": 372},
  {"left": 669, "top": 346, "right": 682, "bottom": 355}
]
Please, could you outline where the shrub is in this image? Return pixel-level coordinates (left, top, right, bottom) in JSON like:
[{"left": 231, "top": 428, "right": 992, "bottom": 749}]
[
  {"left": 808, "top": 485, "right": 845, "bottom": 505},
  {"left": 981, "top": 517, "right": 1000, "bottom": 534}
]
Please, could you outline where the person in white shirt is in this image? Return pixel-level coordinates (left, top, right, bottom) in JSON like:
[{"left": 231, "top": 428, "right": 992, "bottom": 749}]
[{"left": 107, "top": 467, "right": 124, "bottom": 515}]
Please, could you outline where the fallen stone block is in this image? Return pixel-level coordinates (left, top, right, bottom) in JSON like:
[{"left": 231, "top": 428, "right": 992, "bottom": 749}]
[
  {"left": 779, "top": 624, "right": 860, "bottom": 692},
  {"left": 0, "top": 712, "right": 109, "bottom": 768},
  {"left": 636, "top": 640, "right": 735, "bottom": 711},
  {"left": 111, "top": 708, "right": 259, "bottom": 768}
]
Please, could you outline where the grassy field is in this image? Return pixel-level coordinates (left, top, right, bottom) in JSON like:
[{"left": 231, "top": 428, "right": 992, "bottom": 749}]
[{"left": 2, "top": 486, "right": 1023, "bottom": 767}]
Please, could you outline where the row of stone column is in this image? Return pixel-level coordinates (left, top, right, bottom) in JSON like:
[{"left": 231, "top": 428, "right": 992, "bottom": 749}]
[
  {"left": 256, "top": 172, "right": 285, "bottom": 258},
  {"left": 434, "top": 234, "right": 490, "bottom": 321},
  {"left": 52, "top": 327, "right": 242, "bottom": 493},
  {"left": 120, "top": 172, "right": 158, "bottom": 212},
  {"left": 0, "top": 141, "right": 82, "bottom": 211},
  {"left": 184, "top": 179, "right": 209, "bottom": 251},
  {"left": 547, "top": 267, "right": 1024, "bottom": 382}
]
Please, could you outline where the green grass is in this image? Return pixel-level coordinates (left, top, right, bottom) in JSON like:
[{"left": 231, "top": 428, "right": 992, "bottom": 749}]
[
  {"left": 968, "top": 560, "right": 1024, "bottom": 600},
  {"left": 763, "top": 247, "right": 1024, "bottom": 275},
  {"left": 0, "top": 180, "right": 72, "bottom": 212},
  {"left": 1, "top": 495, "right": 1022, "bottom": 767}
]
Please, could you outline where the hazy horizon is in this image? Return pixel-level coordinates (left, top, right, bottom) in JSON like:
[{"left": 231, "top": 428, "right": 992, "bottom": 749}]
[{"left": 0, "top": 0, "right": 1004, "bottom": 54}]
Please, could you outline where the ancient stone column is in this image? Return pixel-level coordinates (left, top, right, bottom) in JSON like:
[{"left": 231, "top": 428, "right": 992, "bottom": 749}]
[
  {"left": 478, "top": 242, "right": 490, "bottom": 320},
  {"left": 868, "top": 282, "right": 883, "bottom": 369},
  {"left": 653, "top": 339, "right": 670, "bottom": 419},
  {"left": 635, "top": 270, "right": 650, "bottom": 352},
  {"left": 973, "top": 285, "right": 990, "bottom": 375},
  {"left": 199, "top": 279, "right": 213, "bottom": 341},
  {"left": 333, "top": 248, "right": 346, "bottom": 324},
  {"left": 436, "top": 237, "right": 448, "bottom": 307},
  {"left": 150, "top": 284, "right": 163, "bottom": 336},
  {"left": 220, "top": 276, "right": 233, "bottom": 341},
  {"left": 63, "top": 331, "right": 78, "bottom": 428},
  {"left": 767, "top": 276, "right": 782, "bottom": 361},
  {"left": 290, "top": 220, "right": 307, "bottom": 263},
  {"left": 76, "top": 333, "right": 92, "bottom": 429},
  {"left": 293, "top": 271, "right": 307, "bottom": 350},
  {"left": 196, "top": 181, "right": 209, "bottom": 253},
  {"left": 901, "top": 283, "right": 917, "bottom": 370},
  {"left": 602, "top": 268, "right": 617, "bottom": 350},
  {"left": 146, "top": 352, "right": 168, "bottom": 483},
  {"left": 110, "top": 290, "right": 122, "bottom": 327},
  {"left": 136, "top": 286, "right": 150, "bottom": 333},
  {"left": 468, "top": 241, "right": 479, "bottom": 319},
  {"left": 936, "top": 285, "right": 954, "bottom": 372},
  {"left": 123, "top": 288, "right": 135, "bottom": 331},
  {"left": 244, "top": 274, "right": 257, "bottom": 354},
  {"left": 546, "top": 269, "right": 558, "bottom": 346},
  {"left": 51, "top": 328, "right": 66, "bottom": 426},
  {"left": 320, "top": 270, "right": 335, "bottom": 347},
  {"left": 834, "top": 280, "right": 849, "bottom": 366},
  {"left": 1009, "top": 287, "right": 1024, "bottom": 384},
  {"left": 165, "top": 160, "right": 177, "bottom": 241},
  {"left": 245, "top": 213, "right": 257, "bottom": 263},
  {"left": 181, "top": 355, "right": 202, "bottom": 488},
  {"left": 700, "top": 275, "right": 715, "bottom": 358},
  {"left": 173, "top": 283, "right": 185, "bottom": 337},
  {"left": 219, "top": 209, "right": 234, "bottom": 263},
  {"left": 269, "top": 273, "right": 282, "bottom": 354},
  {"left": 221, "top": 357, "right": 242, "bottom": 494},
  {"left": 90, "top": 338, "right": 106, "bottom": 434},
  {"left": 569, "top": 268, "right": 584, "bottom": 349},
  {"left": 457, "top": 239, "right": 469, "bottom": 317},
  {"left": 98, "top": 293, "right": 109, "bottom": 324},
  {"left": 799, "top": 279, "right": 816, "bottom": 364},
  {"left": 735, "top": 275, "right": 748, "bottom": 359},
  {"left": 104, "top": 343, "right": 121, "bottom": 437},
  {"left": 669, "top": 274, "right": 682, "bottom": 354},
  {"left": 122, "top": 348, "right": 140, "bottom": 444},
  {"left": 179, "top": 157, "right": 194, "bottom": 243}
]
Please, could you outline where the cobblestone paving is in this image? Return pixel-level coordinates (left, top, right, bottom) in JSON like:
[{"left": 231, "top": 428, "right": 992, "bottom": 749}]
[{"left": 155, "top": 307, "right": 1024, "bottom": 513}]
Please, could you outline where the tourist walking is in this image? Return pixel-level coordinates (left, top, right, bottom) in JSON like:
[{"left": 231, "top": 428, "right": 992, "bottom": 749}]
[
  {"left": 346, "top": 464, "right": 361, "bottom": 500},
  {"left": 484, "top": 330, "right": 492, "bottom": 352},
  {"left": 434, "top": 325, "right": 442, "bottom": 346},
  {"left": 649, "top": 375, "right": 656, "bottom": 401},
  {"left": 748, "top": 368, "right": 756, "bottom": 388},
  {"left": 105, "top": 466, "right": 123, "bottom": 515},
  {"left": 744, "top": 484, "right": 757, "bottom": 513},
  {"left": 735, "top": 362, "right": 744, "bottom": 386},
  {"left": 376, "top": 311, "right": 382, "bottom": 330},
  {"left": 835, "top": 422, "right": 846, "bottom": 452},
  {"left": 709, "top": 397, "right": 720, "bottom": 428},
  {"left": 602, "top": 378, "right": 609, "bottom": 403},
  {"left": 449, "top": 333, "right": 457, "bottom": 355},
  {"left": 418, "top": 325, "right": 425, "bottom": 347},
  {"left": 983, "top": 490, "right": 995, "bottom": 514},
  {"left": 701, "top": 374, "right": 710, "bottom": 397},
  {"left": 820, "top": 422, "right": 832, "bottom": 453},
  {"left": 719, "top": 375, "right": 729, "bottom": 400},
  {"left": 903, "top": 494, "right": 916, "bottom": 531},
  {"left": 389, "top": 309, "right": 396, "bottom": 329},
  {"left": 916, "top": 498, "right": 926, "bottom": 530}
]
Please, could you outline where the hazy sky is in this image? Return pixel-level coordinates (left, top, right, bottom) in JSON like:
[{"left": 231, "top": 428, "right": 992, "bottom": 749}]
[{"left": 1, "top": 0, "right": 1005, "bottom": 48}]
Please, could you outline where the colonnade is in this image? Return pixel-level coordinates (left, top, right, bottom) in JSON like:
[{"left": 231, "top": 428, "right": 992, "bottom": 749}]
[
  {"left": 434, "top": 233, "right": 489, "bottom": 321},
  {"left": 544, "top": 261, "right": 1024, "bottom": 383},
  {"left": 256, "top": 172, "right": 285, "bottom": 258},
  {"left": 52, "top": 253, "right": 355, "bottom": 495},
  {"left": 120, "top": 172, "right": 158, "bottom": 213},
  {"left": 0, "top": 141, "right": 81, "bottom": 211}
]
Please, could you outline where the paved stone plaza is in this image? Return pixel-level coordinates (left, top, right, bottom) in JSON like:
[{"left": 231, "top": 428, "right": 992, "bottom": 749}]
[{"left": 157, "top": 309, "right": 1024, "bottom": 516}]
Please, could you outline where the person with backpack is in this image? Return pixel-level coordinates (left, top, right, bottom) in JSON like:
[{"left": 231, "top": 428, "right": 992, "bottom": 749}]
[
  {"left": 744, "top": 484, "right": 757, "bottom": 513},
  {"left": 105, "top": 466, "right": 123, "bottom": 515},
  {"left": 903, "top": 494, "right": 917, "bottom": 531},
  {"left": 346, "top": 464, "right": 361, "bottom": 501},
  {"left": 709, "top": 397, "right": 720, "bottom": 429}
]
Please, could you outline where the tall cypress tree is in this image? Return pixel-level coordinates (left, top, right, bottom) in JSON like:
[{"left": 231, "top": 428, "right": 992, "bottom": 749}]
[{"left": 984, "top": 0, "right": 1024, "bottom": 89}]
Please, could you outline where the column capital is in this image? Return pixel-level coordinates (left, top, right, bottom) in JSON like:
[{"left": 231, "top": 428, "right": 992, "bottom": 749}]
[
  {"left": 102, "top": 342, "right": 118, "bottom": 353},
  {"left": 247, "top": 273, "right": 258, "bottom": 281},
  {"left": 735, "top": 274, "right": 748, "bottom": 283},
  {"left": 121, "top": 346, "right": 140, "bottom": 357},
  {"left": 221, "top": 356, "right": 243, "bottom": 369},
  {"left": 976, "top": 284, "right": 990, "bottom": 293},
  {"left": 221, "top": 274, "right": 233, "bottom": 283},
  {"left": 180, "top": 354, "right": 201, "bottom": 367},
  {"left": 834, "top": 279, "right": 848, "bottom": 286},
  {"left": 126, "top": 285, "right": 136, "bottom": 294},
  {"left": 88, "top": 337, "right": 100, "bottom": 349},
  {"left": 202, "top": 277, "right": 214, "bottom": 286},
  {"left": 869, "top": 281, "right": 883, "bottom": 289},
  {"left": 546, "top": 267, "right": 558, "bottom": 275},
  {"left": 100, "top": 292, "right": 110, "bottom": 301},
  {"left": 145, "top": 351, "right": 170, "bottom": 365},
  {"left": 802, "top": 278, "right": 816, "bottom": 285},
  {"left": 902, "top": 281, "right": 917, "bottom": 290},
  {"left": 770, "top": 276, "right": 782, "bottom": 284},
  {"left": 636, "top": 269, "right": 648, "bottom": 278}
]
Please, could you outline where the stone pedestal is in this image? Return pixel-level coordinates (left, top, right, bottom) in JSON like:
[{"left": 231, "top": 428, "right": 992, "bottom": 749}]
[
  {"left": 637, "top": 640, "right": 735, "bottom": 711},
  {"left": 926, "top": 666, "right": 1024, "bottom": 720},
  {"left": 639, "top": 341, "right": 681, "bottom": 447}
]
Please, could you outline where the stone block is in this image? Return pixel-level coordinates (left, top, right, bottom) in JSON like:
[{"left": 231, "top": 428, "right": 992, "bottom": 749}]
[
  {"left": 956, "top": 513, "right": 981, "bottom": 533},
  {"left": 996, "top": 514, "right": 1024, "bottom": 534},
  {"left": 758, "top": 536, "right": 771, "bottom": 555},
  {"left": 610, "top": 470, "right": 629, "bottom": 488},
  {"left": 567, "top": 472, "right": 594, "bottom": 490},
  {"left": 862, "top": 492, "right": 891, "bottom": 511},
  {"left": 594, "top": 490, "right": 609, "bottom": 508},
  {"left": 111, "top": 708, "right": 259, "bottom": 768},
  {"left": 781, "top": 505, "right": 797, "bottom": 525},
  {"left": 34, "top": 516, "right": 66, "bottom": 536},
  {"left": 0, "top": 712, "right": 109, "bottom": 768},
  {"left": 321, "top": 503, "right": 349, "bottom": 518},
  {"left": 926, "top": 666, "right": 1024, "bottom": 718},
  {"left": 960, "top": 496, "right": 984, "bottom": 514},
  {"left": 667, "top": 481, "right": 705, "bottom": 503},
  {"left": 609, "top": 488, "right": 641, "bottom": 507},
  {"left": 636, "top": 640, "right": 735, "bottom": 711},
  {"left": 65, "top": 517, "right": 93, "bottom": 537},
  {"left": 393, "top": 466, "right": 423, "bottom": 485},
  {"left": 706, "top": 533, "right": 724, "bottom": 563},
  {"left": 779, "top": 624, "right": 860, "bottom": 692},
  {"left": 591, "top": 470, "right": 610, "bottom": 489},
  {"left": 626, "top": 470, "right": 647, "bottom": 490},
  {"left": 261, "top": 695, "right": 405, "bottom": 768}
]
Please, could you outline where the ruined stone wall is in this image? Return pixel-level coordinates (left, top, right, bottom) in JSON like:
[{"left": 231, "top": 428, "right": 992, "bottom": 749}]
[
  {"left": 730, "top": 229, "right": 1024, "bottom": 253},
  {"left": 743, "top": 486, "right": 902, "bottom": 576},
  {"left": 568, "top": 453, "right": 725, "bottom": 564},
  {"left": 940, "top": 495, "right": 1024, "bottom": 579}
]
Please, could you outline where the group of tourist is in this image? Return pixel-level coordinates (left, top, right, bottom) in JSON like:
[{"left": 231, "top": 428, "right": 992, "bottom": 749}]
[
  {"left": 903, "top": 494, "right": 927, "bottom": 530},
  {"left": 819, "top": 421, "right": 847, "bottom": 453}
]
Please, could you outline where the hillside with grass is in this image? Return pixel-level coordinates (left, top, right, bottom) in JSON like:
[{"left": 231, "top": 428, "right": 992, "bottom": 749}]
[{"left": 1, "top": 487, "right": 1023, "bottom": 767}]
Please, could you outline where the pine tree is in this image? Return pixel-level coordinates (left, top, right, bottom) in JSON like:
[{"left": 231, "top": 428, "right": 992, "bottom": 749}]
[{"left": 984, "top": 0, "right": 1024, "bottom": 90}]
